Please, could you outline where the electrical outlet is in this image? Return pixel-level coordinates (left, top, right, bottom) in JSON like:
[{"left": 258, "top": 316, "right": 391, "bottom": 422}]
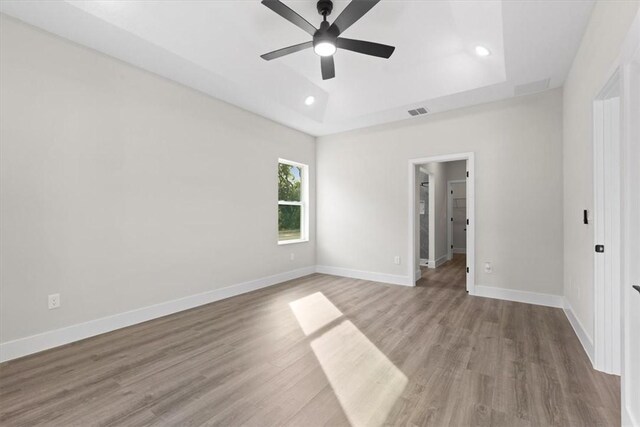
[
  {"left": 394, "top": 256, "right": 401, "bottom": 265},
  {"left": 484, "top": 262, "right": 493, "bottom": 274},
  {"left": 48, "top": 293, "right": 60, "bottom": 310},
  {"left": 290, "top": 253, "right": 295, "bottom": 261}
]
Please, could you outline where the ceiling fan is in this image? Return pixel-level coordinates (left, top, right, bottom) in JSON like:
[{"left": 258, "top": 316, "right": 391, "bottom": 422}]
[{"left": 260, "top": 0, "right": 395, "bottom": 80}]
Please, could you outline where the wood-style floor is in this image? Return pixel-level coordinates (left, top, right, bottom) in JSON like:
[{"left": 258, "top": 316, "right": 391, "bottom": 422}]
[{"left": 0, "top": 255, "right": 619, "bottom": 426}]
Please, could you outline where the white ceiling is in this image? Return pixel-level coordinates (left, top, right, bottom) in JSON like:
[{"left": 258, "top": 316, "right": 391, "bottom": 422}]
[{"left": 0, "top": 0, "right": 594, "bottom": 136}]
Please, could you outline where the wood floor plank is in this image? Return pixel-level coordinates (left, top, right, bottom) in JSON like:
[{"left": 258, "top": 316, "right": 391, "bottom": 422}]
[{"left": 0, "top": 255, "right": 619, "bottom": 426}]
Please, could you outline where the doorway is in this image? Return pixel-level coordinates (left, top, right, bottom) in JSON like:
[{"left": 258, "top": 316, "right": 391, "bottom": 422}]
[
  {"left": 408, "top": 153, "right": 475, "bottom": 293},
  {"left": 417, "top": 160, "right": 466, "bottom": 273}
]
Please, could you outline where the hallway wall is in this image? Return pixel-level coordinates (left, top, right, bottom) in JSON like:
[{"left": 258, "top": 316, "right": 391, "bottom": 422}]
[{"left": 418, "top": 169, "right": 430, "bottom": 261}]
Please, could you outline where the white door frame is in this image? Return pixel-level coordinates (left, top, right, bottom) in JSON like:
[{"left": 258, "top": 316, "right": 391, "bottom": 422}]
[
  {"left": 592, "top": 8, "right": 640, "bottom": 425},
  {"left": 447, "top": 179, "right": 466, "bottom": 261},
  {"left": 619, "top": 10, "right": 640, "bottom": 426},
  {"left": 593, "top": 71, "right": 621, "bottom": 376},
  {"left": 408, "top": 152, "right": 475, "bottom": 293}
]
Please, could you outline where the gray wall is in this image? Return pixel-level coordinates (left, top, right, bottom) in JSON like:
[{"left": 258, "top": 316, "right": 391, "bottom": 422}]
[
  {"left": 0, "top": 16, "right": 316, "bottom": 344},
  {"left": 317, "top": 89, "right": 564, "bottom": 294}
]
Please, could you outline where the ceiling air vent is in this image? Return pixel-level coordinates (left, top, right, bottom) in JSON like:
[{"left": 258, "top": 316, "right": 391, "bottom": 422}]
[{"left": 408, "top": 107, "right": 429, "bottom": 117}]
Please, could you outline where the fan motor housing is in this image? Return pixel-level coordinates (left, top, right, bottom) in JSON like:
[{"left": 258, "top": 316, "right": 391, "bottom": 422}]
[{"left": 314, "top": 21, "right": 338, "bottom": 47}]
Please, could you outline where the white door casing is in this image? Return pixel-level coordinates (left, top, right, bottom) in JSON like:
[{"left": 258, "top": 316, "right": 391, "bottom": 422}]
[
  {"left": 595, "top": 8, "right": 640, "bottom": 425},
  {"left": 408, "top": 153, "right": 475, "bottom": 292},
  {"left": 620, "top": 15, "right": 640, "bottom": 426},
  {"left": 593, "top": 74, "right": 621, "bottom": 375}
]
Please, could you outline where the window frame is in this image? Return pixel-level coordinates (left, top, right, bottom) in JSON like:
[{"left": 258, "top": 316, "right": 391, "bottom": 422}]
[{"left": 277, "top": 158, "right": 309, "bottom": 245}]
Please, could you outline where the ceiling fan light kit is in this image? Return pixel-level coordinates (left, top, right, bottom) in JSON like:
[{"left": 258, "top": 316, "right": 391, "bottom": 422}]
[{"left": 261, "top": 0, "right": 395, "bottom": 80}]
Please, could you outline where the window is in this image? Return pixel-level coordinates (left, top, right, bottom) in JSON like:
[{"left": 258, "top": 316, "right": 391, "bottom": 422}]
[{"left": 278, "top": 159, "right": 308, "bottom": 244}]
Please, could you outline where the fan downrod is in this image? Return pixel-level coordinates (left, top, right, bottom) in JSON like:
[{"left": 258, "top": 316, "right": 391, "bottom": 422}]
[{"left": 316, "top": 0, "right": 333, "bottom": 17}]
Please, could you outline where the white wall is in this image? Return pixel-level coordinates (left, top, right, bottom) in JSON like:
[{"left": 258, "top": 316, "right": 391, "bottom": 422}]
[
  {"left": 562, "top": 1, "right": 639, "bottom": 342},
  {"left": 0, "top": 16, "right": 316, "bottom": 344},
  {"left": 317, "top": 89, "right": 564, "bottom": 294}
]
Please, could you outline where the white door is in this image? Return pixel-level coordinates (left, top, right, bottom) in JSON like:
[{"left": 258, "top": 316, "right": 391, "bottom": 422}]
[
  {"left": 622, "top": 46, "right": 640, "bottom": 427},
  {"left": 594, "top": 85, "right": 621, "bottom": 375}
]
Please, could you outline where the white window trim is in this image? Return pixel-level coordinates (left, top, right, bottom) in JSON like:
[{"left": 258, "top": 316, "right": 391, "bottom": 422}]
[{"left": 278, "top": 158, "right": 309, "bottom": 245}]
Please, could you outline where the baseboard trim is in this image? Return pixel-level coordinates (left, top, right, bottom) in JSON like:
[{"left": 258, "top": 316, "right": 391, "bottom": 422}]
[
  {"left": 562, "top": 297, "right": 595, "bottom": 366},
  {"left": 453, "top": 248, "right": 466, "bottom": 254},
  {"left": 315, "top": 265, "right": 412, "bottom": 287},
  {"left": 415, "top": 269, "right": 422, "bottom": 282},
  {"left": 623, "top": 403, "right": 638, "bottom": 427},
  {"left": 472, "top": 285, "right": 563, "bottom": 308},
  {"left": 426, "top": 254, "right": 448, "bottom": 269},
  {"left": 0, "top": 266, "right": 315, "bottom": 363}
]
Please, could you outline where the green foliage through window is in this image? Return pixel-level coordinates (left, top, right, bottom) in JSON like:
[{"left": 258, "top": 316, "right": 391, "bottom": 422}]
[
  {"left": 278, "top": 162, "right": 304, "bottom": 241},
  {"left": 278, "top": 205, "right": 301, "bottom": 240},
  {"left": 278, "top": 163, "right": 301, "bottom": 201}
]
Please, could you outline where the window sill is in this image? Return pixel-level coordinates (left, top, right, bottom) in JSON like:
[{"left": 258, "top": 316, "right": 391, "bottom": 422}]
[{"left": 278, "top": 239, "right": 309, "bottom": 246}]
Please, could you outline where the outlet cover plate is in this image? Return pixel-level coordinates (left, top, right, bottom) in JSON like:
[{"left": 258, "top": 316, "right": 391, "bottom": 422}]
[{"left": 48, "top": 293, "right": 60, "bottom": 309}]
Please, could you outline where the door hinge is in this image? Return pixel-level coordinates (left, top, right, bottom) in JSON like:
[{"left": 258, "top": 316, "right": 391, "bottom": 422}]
[
  {"left": 466, "top": 219, "right": 469, "bottom": 225},
  {"left": 466, "top": 171, "right": 469, "bottom": 178},
  {"left": 466, "top": 267, "right": 469, "bottom": 273},
  {"left": 451, "top": 190, "right": 453, "bottom": 194},
  {"left": 451, "top": 245, "right": 453, "bottom": 249},
  {"left": 451, "top": 217, "right": 453, "bottom": 222},
  {"left": 595, "top": 244, "right": 604, "bottom": 253}
]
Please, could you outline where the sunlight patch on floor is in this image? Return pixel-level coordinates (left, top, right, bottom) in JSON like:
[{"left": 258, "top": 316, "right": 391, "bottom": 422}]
[
  {"left": 289, "top": 292, "right": 343, "bottom": 335},
  {"left": 290, "top": 293, "right": 407, "bottom": 427}
]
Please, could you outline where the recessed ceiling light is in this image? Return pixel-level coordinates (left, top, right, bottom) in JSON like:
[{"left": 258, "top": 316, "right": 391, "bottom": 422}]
[
  {"left": 304, "top": 96, "right": 315, "bottom": 106},
  {"left": 475, "top": 45, "right": 491, "bottom": 57}
]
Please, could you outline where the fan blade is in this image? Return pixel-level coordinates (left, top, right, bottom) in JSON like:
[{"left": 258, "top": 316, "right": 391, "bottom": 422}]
[
  {"left": 337, "top": 38, "right": 395, "bottom": 58},
  {"left": 261, "top": 41, "right": 313, "bottom": 60},
  {"left": 262, "top": 0, "right": 317, "bottom": 36},
  {"left": 321, "top": 56, "right": 335, "bottom": 80},
  {"left": 329, "top": 0, "right": 381, "bottom": 35}
]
